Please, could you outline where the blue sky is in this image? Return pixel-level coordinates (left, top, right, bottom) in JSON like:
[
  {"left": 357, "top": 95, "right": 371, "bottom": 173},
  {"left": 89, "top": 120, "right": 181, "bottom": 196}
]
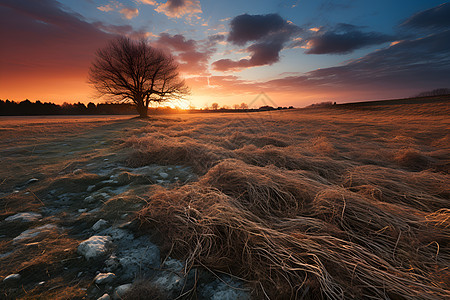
[{"left": 1, "top": 0, "right": 449, "bottom": 108}]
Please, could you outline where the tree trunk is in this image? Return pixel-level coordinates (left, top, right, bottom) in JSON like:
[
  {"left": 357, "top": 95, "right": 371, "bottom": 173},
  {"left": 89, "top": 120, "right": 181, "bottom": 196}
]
[{"left": 136, "top": 103, "right": 148, "bottom": 118}]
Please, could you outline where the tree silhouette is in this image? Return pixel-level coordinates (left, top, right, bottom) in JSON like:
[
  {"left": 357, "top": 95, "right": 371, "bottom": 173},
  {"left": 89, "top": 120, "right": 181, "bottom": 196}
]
[
  {"left": 240, "top": 102, "right": 248, "bottom": 109},
  {"left": 88, "top": 36, "right": 188, "bottom": 117},
  {"left": 211, "top": 103, "right": 219, "bottom": 110}
]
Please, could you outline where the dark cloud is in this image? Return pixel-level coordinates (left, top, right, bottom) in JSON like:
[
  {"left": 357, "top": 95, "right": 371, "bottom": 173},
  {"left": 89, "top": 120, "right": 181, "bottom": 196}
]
[
  {"left": 158, "top": 33, "right": 196, "bottom": 52},
  {"left": 211, "top": 59, "right": 247, "bottom": 72},
  {"left": 213, "top": 40, "right": 284, "bottom": 71},
  {"left": 154, "top": 0, "right": 201, "bottom": 19},
  {"left": 213, "top": 13, "right": 301, "bottom": 71},
  {"left": 207, "top": 34, "right": 225, "bottom": 43},
  {"left": 305, "top": 27, "right": 393, "bottom": 54},
  {"left": 94, "top": 23, "right": 148, "bottom": 39},
  {"left": 166, "top": 0, "right": 184, "bottom": 10},
  {"left": 227, "top": 13, "right": 287, "bottom": 45},
  {"left": 401, "top": 3, "right": 450, "bottom": 30},
  {"left": 0, "top": 0, "right": 113, "bottom": 75},
  {"left": 267, "top": 30, "right": 450, "bottom": 97}
]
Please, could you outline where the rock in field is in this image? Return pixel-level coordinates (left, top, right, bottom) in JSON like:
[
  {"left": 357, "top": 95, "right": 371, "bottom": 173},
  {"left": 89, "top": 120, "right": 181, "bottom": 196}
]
[
  {"left": 92, "top": 219, "right": 109, "bottom": 231},
  {"left": 113, "top": 283, "right": 132, "bottom": 299},
  {"left": 94, "top": 272, "right": 116, "bottom": 284},
  {"left": 13, "top": 224, "right": 58, "bottom": 244},
  {"left": 159, "top": 172, "right": 169, "bottom": 179},
  {"left": 97, "top": 294, "right": 111, "bottom": 300},
  {"left": 77, "top": 236, "right": 112, "bottom": 260},
  {"left": 5, "top": 212, "right": 42, "bottom": 222}
]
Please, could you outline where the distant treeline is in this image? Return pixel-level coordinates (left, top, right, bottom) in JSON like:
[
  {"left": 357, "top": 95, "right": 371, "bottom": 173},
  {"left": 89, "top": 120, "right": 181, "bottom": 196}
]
[
  {"left": 0, "top": 100, "right": 191, "bottom": 116},
  {"left": 0, "top": 100, "right": 137, "bottom": 116},
  {"left": 415, "top": 88, "right": 450, "bottom": 97},
  {"left": 0, "top": 99, "right": 295, "bottom": 116}
]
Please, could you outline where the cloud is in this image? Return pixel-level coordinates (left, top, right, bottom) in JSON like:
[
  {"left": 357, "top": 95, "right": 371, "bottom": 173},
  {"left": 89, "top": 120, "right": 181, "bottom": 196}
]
[
  {"left": 213, "top": 40, "right": 285, "bottom": 71},
  {"left": 96, "top": 1, "right": 139, "bottom": 20},
  {"left": 0, "top": 0, "right": 116, "bottom": 101},
  {"left": 119, "top": 7, "right": 139, "bottom": 19},
  {"left": 267, "top": 29, "right": 450, "bottom": 97},
  {"left": 138, "top": 0, "right": 157, "bottom": 4},
  {"left": 94, "top": 23, "right": 149, "bottom": 39},
  {"left": 207, "top": 34, "right": 226, "bottom": 43},
  {"left": 154, "top": 0, "right": 202, "bottom": 19},
  {"left": 304, "top": 24, "right": 393, "bottom": 54},
  {"left": 97, "top": 4, "right": 114, "bottom": 12},
  {"left": 154, "top": 33, "right": 217, "bottom": 75},
  {"left": 213, "top": 13, "right": 301, "bottom": 71},
  {"left": 157, "top": 33, "right": 196, "bottom": 52},
  {"left": 201, "top": 27, "right": 450, "bottom": 103},
  {"left": 401, "top": 3, "right": 450, "bottom": 30},
  {"left": 227, "top": 13, "right": 288, "bottom": 45},
  {"left": 0, "top": 0, "right": 113, "bottom": 70}
]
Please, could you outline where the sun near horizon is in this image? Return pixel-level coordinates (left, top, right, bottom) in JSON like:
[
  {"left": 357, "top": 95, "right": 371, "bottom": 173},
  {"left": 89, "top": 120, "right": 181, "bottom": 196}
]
[{"left": 1, "top": 1, "right": 449, "bottom": 109}]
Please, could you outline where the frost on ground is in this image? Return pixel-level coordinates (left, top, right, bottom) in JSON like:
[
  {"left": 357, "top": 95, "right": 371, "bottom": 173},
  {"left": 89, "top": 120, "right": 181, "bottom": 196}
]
[
  {"left": 2, "top": 103, "right": 448, "bottom": 299},
  {"left": 0, "top": 116, "right": 249, "bottom": 299}
]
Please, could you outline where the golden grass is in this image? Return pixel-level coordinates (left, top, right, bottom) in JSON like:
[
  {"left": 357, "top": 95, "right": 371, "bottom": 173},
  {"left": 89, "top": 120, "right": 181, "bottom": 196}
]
[{"left": 133, "top": 102, "right": 450, "bottom": 299}]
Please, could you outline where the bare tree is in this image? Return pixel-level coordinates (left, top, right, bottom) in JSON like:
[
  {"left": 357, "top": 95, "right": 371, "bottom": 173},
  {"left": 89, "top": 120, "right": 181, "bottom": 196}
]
[
  {"left": 88, "top": 36, "right": 188, "bottom": 118},
  {"left": 211, "top": 103, "right": 219, "bottom": 110},
  {"left": 240, "top": 102, "right": 248, "bottom": 109}
]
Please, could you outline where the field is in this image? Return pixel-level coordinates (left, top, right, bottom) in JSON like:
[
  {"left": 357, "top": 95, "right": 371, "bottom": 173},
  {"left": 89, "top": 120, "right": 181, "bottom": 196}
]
[{"left": 0, "top": 100, "right": 449, "bottom": 299}]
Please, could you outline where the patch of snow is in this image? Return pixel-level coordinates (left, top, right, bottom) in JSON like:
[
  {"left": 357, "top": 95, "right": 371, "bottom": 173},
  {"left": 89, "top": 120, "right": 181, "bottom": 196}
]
[{"left": 87, "top": 185, "right": 96, "bottom": 192}]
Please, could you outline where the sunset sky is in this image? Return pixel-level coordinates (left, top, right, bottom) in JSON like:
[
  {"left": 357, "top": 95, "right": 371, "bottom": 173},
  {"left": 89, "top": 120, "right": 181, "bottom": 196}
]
[{"left": 1, "top": 0, "right": 449, "bottom": 108}]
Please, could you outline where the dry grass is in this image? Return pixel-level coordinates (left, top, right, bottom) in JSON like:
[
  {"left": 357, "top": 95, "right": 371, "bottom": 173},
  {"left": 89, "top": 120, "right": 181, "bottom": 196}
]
[
  {"left": 0, "top": 223, "right": 86, "bottom": 299},
  {"left": 133, "top": 102, "right": 450, "bottom": 299}
]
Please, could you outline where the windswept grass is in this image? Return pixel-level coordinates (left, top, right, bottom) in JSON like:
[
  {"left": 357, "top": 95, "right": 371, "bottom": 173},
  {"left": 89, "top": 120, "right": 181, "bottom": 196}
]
[{"left": 133, "top": 102, "right": 450, "bottom": 299}]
